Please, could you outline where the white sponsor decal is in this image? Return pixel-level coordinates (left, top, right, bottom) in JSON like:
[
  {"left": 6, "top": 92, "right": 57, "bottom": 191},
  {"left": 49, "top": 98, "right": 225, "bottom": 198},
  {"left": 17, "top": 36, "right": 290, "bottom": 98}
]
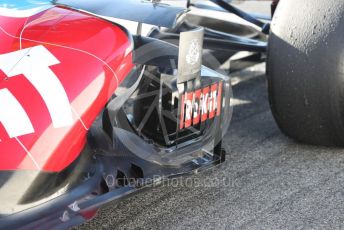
[
  {"left": 0, "top": 45, "right": 73, "bottom": 138},
  {"left": 186, "top": 39, "right": 201, "bottom": 66}
]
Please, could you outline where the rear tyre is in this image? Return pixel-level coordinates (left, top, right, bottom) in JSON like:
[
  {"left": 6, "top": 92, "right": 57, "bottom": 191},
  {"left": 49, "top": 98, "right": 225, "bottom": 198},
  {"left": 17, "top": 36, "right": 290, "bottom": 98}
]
[{"left": 267, "top": 0, "right": 344, "bottom": 146}]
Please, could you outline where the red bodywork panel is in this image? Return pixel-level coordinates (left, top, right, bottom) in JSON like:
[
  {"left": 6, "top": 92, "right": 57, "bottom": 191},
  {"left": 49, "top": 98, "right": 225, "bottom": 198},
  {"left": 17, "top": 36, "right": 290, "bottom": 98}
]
[{"left": 0, "top": 7, "right": 134, "bottom": 172}]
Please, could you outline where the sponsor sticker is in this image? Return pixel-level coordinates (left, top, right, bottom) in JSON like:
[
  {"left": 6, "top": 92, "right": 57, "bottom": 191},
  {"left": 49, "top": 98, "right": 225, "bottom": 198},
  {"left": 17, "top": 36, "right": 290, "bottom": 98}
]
[{"left": 179, "top": 82, "right": 223, "bottom": 130}]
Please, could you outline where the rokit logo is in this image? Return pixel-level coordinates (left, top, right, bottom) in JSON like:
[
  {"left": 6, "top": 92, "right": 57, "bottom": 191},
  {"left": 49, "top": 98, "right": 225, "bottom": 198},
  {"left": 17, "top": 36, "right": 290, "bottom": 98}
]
[{"left": 179, "top": 82, "right": 223, "bottom": 130}]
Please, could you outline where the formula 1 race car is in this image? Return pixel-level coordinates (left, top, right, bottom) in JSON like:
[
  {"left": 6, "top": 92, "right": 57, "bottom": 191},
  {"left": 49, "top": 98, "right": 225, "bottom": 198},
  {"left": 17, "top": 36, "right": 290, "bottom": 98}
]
[
  {"left": 0, "top": 0, "right": 231, "bottom": 229},
  {"left": 0, "top": 0, "right": 343, "bottom": 229}
]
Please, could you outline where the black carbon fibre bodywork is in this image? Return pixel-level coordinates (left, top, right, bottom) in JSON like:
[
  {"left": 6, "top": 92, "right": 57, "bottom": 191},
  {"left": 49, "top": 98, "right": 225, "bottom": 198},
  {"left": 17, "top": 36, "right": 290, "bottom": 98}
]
[{"left": 54, "top": 0, "right": 186, "bottom": 28}]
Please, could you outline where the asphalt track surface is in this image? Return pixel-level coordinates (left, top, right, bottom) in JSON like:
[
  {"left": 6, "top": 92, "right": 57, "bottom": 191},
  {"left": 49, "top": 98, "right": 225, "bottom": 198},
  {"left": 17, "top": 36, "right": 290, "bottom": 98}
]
[{"left": 79, "top": 2, "right": 344, "bottom": 230}]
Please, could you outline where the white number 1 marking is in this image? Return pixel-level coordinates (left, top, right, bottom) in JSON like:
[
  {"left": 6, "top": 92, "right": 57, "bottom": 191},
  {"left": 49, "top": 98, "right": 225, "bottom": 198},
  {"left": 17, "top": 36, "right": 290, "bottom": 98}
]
[
  {"left": 0, "top": 89, "right": 34, "bottom": 138},
  {"left": 0, "top": 45, "right": 73, "bottom": 138}
]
